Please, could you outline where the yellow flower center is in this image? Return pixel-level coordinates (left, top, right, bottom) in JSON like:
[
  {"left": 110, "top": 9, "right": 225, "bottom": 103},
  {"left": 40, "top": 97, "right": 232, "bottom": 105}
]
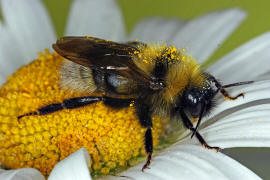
[{"left": 0, "top": 50, "right": 166, "bottom": 176}]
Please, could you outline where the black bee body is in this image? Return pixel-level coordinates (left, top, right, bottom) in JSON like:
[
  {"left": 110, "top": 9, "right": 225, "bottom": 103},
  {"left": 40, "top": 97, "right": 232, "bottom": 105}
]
[{"left": 18, "top": 36, "right": 253, "bottom": 171}]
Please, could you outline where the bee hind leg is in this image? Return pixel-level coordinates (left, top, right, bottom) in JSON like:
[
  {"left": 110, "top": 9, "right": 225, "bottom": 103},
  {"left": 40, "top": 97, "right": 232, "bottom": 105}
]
[
  {"left": 18, "top": 96, "right": 134, "bottom": 121},
  {"left": 17, "top": 96, "right": 103, "bottom": 121},
  {"left": 179, "top": 109, "right": 221, "bottom": 152}
]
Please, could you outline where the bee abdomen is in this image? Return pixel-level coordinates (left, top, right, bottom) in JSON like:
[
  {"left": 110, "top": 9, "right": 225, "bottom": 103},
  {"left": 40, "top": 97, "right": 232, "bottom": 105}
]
[{"left": 60, "top": 61, "right": 97, "bottom": 92}]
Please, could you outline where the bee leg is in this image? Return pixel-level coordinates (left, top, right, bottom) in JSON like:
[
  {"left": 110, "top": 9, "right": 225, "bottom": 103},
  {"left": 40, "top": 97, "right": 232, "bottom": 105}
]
[
  {"left": 142, "top": 128, "right": 153, "bottom": 171},
  {"left": 210, "top": 77, "right": 244, "bottom": 100},
  {"left": 18, "top": 96, "right": 134, "bottom": 120},
  {"left": 179, "top": 109, "right": 221, "bottom": 151},
  {"left": 136, "top": 103, "right": 153, "bottom": 171},
  {"left": 17, "top": 96, "right": 103, "bottom": 120},
  {"left": 102, "top": 96, "right": 135, "bottom": 108}
]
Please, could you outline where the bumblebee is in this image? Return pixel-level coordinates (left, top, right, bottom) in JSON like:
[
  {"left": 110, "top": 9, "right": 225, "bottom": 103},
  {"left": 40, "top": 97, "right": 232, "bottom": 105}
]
[{"left": 18, "top": 36, "right": 253, "bottom": 171}]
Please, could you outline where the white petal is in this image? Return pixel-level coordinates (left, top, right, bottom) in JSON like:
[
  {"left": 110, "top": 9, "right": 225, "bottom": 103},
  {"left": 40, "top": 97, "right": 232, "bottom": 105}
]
[
  {"left": 129, "top": 18, "right": 186, "bottom": 42},
  {"left": 208, "top": 32, "right": 270, "bottom": 84},
  {"left": 171, "top": 8, "right": 246, "bottom": 63},
  {"left": 105, "top": 144, "right": 261, "bottom": 180},
  {"left": 66, "top": 0, "right": 125, "bottom": 41},
  {"left": 257, "top": 71, "right": 270, "bottom": 81},
  {"left": 0, "top": 23, "right": 25, "bottom": 80},
  {"left": 198, "top": 104, "right": 270, "bottom": 148},
  {"left": 0, "top": 0, "right": 56, "bottom": 62},
  {"left": 211, "top": 80, "right": 270, "bottom": 119},
  {"left": 0, "top": 168, "right": 44, "bottom": 180},
  {"left": 48, "top": 148, "right": 91, "bottom": 180}
]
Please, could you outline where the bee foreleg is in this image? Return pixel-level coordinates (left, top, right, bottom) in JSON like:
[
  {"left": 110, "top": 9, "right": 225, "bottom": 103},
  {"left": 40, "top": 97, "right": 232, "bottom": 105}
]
[
  {"left": 136, "top": 103, "right": 153, "bottom": 171},
  {"left": 179, "top": 109, "right": 221, "bottom": 151},
  {"left": 210, "top": 76, "right": 244, "bottom": 100}
]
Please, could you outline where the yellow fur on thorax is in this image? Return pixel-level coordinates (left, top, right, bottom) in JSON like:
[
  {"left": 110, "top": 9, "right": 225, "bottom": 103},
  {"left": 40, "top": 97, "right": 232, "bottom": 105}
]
[
  {"left": 132, "top": 43, "right": 184, "bottom": 73},
  {"left": 132, "top": 43, "right": 164, "bottom": 75},
  {"left": 131, "top": 43, "right": 205, "bottom": 104},
  {"left": 164, "top": 55, "right": 205, "bottom": 103}
]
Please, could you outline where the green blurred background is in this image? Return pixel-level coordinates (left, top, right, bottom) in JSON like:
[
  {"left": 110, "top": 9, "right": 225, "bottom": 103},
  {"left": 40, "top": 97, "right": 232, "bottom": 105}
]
[
  {"left": 41, "top": 0, "right": 270, "bottom": 65},
  {"left": 1, "top": 0, "right": 270, "bottom": 179}
]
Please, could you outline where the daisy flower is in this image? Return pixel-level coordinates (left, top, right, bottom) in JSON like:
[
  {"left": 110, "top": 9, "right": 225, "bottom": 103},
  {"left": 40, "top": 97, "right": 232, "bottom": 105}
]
[{"left": 0, "top": 0, "right": 269, "bottom": 180}]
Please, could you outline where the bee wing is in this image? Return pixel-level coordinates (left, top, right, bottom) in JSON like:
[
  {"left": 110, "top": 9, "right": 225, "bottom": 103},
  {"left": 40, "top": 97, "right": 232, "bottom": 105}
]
[{"left": 53, "top": 36, "right": 152, "bottom": 85}]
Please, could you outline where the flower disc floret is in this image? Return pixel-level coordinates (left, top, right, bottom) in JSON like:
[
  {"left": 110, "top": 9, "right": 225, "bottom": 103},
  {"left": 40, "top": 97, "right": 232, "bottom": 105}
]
[{"left": 0, "top": 50, "right": 166, "bottom": 176}]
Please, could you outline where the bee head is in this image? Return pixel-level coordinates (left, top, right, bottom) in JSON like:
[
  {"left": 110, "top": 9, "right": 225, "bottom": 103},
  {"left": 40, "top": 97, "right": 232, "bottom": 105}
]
[{"left": 181, "top": 86, "right": 216, "bottom": 119}]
